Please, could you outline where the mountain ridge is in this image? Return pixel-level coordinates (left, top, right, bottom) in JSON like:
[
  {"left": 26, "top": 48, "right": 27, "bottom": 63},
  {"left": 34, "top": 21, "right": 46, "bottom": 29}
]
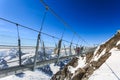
[{"left": 51, "top": 32, "right": 120, "bottom": 80}]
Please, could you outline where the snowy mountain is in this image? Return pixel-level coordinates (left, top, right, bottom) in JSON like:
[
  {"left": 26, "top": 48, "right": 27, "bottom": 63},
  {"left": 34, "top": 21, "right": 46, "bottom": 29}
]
[{"left": 51, "top": 32, "right": 120, "bottom": 80}]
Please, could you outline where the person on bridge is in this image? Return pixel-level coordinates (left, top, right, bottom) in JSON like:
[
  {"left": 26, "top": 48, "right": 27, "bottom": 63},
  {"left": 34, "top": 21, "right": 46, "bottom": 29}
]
[
  {"left": 75, "top": 46, "right": 84, "bottom": 55},
  {"left": 75, "top": 47, "right": 80, "bottom": 55}
]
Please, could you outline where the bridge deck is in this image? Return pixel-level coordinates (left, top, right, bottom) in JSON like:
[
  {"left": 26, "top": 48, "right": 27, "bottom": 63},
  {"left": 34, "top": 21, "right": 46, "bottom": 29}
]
[
  {"left": 0, "top": 55, "right": 77, "bottom": 78},
  {"left": 0, "top": 47, "right": 96, "bottom": 78}
]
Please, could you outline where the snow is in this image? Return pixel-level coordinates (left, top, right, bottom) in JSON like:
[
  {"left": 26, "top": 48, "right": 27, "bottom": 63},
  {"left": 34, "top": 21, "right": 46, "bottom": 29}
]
[
  {"left": 89, "top": 63, "right": 119, "bottom": 80},
  {"left": 67, "top": 56, "right": 87, "bottom": 79},
  {"left": 93, "top": 46, "right": 100, "bottom": 55},
  {"left": 0, "top": 46, "right": 71, "bottom": 80},
  {"left": 0, "top": 70, "right": 50, "bottom": 80},
  {"left": 21, "top": 53, "right": 34, "bottom": 59},
  {"left": 0, "top": 48, "right": 17, "bottom": 58},
  {"left": 89, "top": 48, "right": 120, "bottom": 80},
  {"left": 0, "top": 48, "right": 48, "bottom": 79},
  {"left": 109, "top": 48, "right": 118, "bottom": 52},
  {"left": 116, "top": 40, "right": 120, "bottom": 46},
  {"left": 68, "top": 57, "right": 86, "bottom": 74},
  {"left": 77, "top": 57, "right": 86, "bottom": 68},
  {"left": 93, "top": 48, "right": 106, "bottom": 61},
  {"left": 50, "top": 63, "right": 60, "bottom": 74}
]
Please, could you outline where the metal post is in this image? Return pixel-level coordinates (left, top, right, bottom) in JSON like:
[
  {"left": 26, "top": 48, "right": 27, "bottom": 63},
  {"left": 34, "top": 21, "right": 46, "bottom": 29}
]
[
  {"left": 69, "top": 43, "right": 72, "bottom": 55},
  {"left": 56, "top": 39, "right": 62, "bottom": 63},
  {"left": 69, "top": 33, "right": 75, "bottom": 56},
  {"left": 53, "top": 37, "right": 57, "bottom": 48},
  {"left": 33, "top": 33, "right": 40, "bottom": 71},
  {"left": 18, "top": 38, "right": 22, "bottom": 66},
  {"left": 33, "top": 6, "right": 47, "bottom": 70},
  {"left": 75, "top": 44, "right": 78, "bottom": 55},
  {"left": 80, "top": 46, "right": 84, "bottom": 54},
  {"left": 42, "top": 41, "right": 46, "bottom": 60},
  {"left": 64, "top": 44, "right": 67, "bottom": 56},
  {"left": 16, "top": 24, "right": 22, "bottom": 66},
  {"left": 55, "top": 43, "right": 57, "bottom": 48}
]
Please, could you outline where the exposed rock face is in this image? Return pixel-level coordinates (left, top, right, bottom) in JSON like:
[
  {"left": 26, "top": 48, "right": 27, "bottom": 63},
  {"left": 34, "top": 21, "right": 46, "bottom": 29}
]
[
  {"left": 51, "top": 33, "right": 120, "bottom": 80},
  {"left": 51, "top": 57, "right": 79, "bottom": 80}
]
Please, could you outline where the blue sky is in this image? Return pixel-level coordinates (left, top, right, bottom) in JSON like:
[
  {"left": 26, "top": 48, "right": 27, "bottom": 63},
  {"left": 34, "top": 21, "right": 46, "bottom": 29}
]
[{"left": 0, "top": 0, "right": 120, "bottom": 46}]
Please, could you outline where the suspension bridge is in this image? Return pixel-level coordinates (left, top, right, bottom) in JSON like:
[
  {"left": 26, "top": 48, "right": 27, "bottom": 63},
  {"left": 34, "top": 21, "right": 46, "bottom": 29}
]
[{"left": 0, "top": 0, "right": 96, "bottom": 78}]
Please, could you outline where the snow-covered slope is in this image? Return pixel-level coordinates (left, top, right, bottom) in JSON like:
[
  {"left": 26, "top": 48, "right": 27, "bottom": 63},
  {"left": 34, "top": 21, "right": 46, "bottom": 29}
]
[
  {"left": 51, "top": 32, "right": 120, "bottom": 80},
  {"left": 89, "top": 48, "right": 120, "bottom": 80}
]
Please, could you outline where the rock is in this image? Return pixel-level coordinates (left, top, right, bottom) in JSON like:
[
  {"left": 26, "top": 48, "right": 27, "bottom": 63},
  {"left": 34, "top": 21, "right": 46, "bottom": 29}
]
[{"left": 51, "top": 32, "right": 120, "bottom": 80}]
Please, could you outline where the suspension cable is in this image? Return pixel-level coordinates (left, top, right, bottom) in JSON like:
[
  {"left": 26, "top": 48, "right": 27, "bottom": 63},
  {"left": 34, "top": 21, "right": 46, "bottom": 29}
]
[
  {"left": 40, "top": 0, "right": 90, "bottom": 46},
  {"left": 105, "top": 62, "right": 120, "bottom": 80},
  {"left": 0, "top": 17, "right": 77, "bottom": 45},
  {"left": 61, "top": 28, "right": 66, "bottom": 39},
  {"left": 39, "top": 7, "right": 48, "bottom": 32},
  {"left": 76, "top": 39, "right": 80, "bottom": 47},
  {"left": 0, "top": 17, "right": 38, "bottom": 32},
  {"left": 71, "top": 33, "right": 75, "bottom": 44},
  {"left": 16, "top": 24, "right": 20, "bottom": 39},
  {"left": 52, "top": 36, "right": 57, "bottom": 47},
  {"left": 33, "top": 7, "right": 48, "bottom": 70}
]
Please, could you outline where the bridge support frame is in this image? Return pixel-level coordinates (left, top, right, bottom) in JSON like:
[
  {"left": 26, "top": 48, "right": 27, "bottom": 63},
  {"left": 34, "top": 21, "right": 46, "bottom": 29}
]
[
  {"left": 18, "top": 38, "right": 22, "bottom": 66},
  {"left": 56, "top": 39, "right": 62, "bottom": 63},
  {"left": 42, "top": 41, "right": 46, "bottom": 60},
  {"left": 69, "top": 43, "right": 72, "bottom": 55},
  {"left": 64, "top": 44, "right": 67, "bottom": 56},
  {"left": 16, "top": 24, "right": 22, "bottom": 66},
  {"left": 33, "top": 33, "right": 41, "bottom": 71}
]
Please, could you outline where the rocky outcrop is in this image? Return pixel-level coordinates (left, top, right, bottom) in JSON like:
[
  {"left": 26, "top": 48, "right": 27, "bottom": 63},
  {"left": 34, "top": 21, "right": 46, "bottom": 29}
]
[
  {"left": 51, "top": 32, "right": 120, "bottom": 80},
  {"left": 51, "top": 57, "right": 79, "bottom": 80}
]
